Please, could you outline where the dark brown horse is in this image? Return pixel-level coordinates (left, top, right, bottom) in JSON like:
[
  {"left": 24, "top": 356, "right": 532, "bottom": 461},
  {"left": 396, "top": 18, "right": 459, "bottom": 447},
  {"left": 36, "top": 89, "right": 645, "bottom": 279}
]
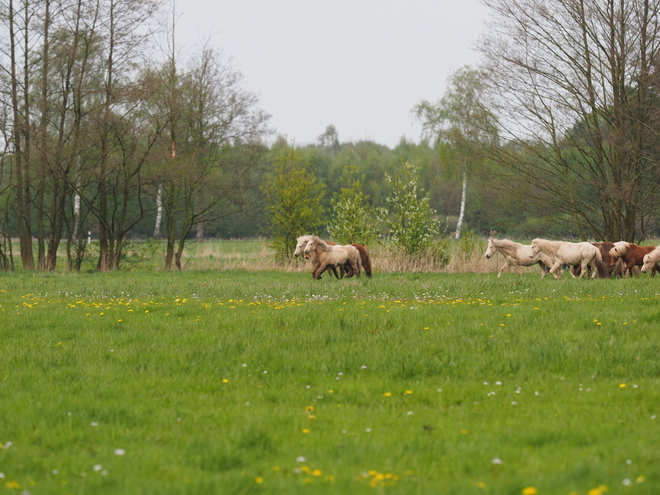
[{"left": 609, "top": 242, "right": 657, "bottom": 277}]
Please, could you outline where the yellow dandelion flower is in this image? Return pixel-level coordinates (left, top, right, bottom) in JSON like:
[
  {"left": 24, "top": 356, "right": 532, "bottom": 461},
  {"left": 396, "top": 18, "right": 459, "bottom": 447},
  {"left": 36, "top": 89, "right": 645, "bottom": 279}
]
[
  {"left": 222, "top": 379, "right": 229, "bottom": 383},
  {"left": 306, "top": 406, "right": 314, "bottom": 412},
  {"left": 636, "top": 476, "right": 645, "bottom": 483},
  {"left": 254, "top": 476, "right": 264, "bottom": 484},
  {"left": 405, "top": 390, "right": 413, "bottom": 395},
  {"left": 312, "top": 469, "right": 322, "bottom": 477},
  {"left": 5, "top": 481, "right": 20, "bottom": 488},
  {"left": 620, "top": 383, "right": 626, "bottom": 388},
  {"left": 522, "top": 488, "right": 537, "bottom": 495},
  {"left": 383, "top": 392, "right": 392, "bottom": 397},
  {"left": 302, "top": 428, "right": 310, "bottom": 434},
  {"left": 477, "top": 481, "right": 486, "bottom": 489}
]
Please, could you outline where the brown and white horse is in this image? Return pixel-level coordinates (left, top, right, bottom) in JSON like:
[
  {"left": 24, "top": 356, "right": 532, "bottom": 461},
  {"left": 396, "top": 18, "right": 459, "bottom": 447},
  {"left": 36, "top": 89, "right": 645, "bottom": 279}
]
[{"left": 610, "top": 242, "right": 657, "bottom": 277}]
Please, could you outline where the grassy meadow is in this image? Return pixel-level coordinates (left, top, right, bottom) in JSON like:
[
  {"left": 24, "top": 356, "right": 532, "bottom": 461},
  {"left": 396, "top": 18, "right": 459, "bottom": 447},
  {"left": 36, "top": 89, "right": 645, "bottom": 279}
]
[{"left": 1, "top": 265, "right": 660, "bottom": 494}]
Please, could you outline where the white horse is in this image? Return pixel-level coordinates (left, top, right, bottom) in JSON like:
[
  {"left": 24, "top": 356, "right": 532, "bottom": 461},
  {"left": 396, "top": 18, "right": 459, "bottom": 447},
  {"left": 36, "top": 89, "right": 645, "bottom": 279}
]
[
  {"left": 294, "top": 235, "right": 340, "bottom": 279},
  {"left": 304, "top": 236, "right": 362, "bottom": 280},
  {"left": 484, "top": 238, "right": 552, "bottom": 278},
  {"left": 640, "top": 246, "right": 660, "bottom": 276},
  {"left": 530, "top": 238, "right": 607, "bottom": 279}
]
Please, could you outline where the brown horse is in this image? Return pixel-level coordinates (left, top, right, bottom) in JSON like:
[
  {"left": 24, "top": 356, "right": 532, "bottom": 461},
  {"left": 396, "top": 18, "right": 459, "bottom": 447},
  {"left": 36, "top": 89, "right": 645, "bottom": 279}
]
[{"left": 609, "top": 242, "right": 657, "bottom": 277}]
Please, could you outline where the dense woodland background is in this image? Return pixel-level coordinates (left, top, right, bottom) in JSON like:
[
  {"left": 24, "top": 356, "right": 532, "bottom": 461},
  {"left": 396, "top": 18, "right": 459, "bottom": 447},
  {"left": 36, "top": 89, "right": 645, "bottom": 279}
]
[{"left": 3, "top": 0, "right": 660, "bottom": 271}]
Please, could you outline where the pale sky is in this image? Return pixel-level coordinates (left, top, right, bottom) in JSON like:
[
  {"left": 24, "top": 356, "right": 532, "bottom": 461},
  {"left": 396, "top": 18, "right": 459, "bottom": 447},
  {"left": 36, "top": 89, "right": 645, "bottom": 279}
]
[{"left": 176, "top": 1, "right": 490, "bottom": 149}]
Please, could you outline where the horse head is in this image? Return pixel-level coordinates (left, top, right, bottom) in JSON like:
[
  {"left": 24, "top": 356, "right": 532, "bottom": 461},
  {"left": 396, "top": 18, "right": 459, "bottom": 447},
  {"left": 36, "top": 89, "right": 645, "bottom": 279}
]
[
  {"left": 485, "top": 239, "right": 495, "bottom": 259},
  {"left": 641, "top": 254, "right": 651, "bottom": 273},
  {"left": 294, "top": 236, "right": 311, "bottom": 258},
  {"left": 529, "top": 239, "right": 541, "bottom": 258},
  {"left": 303, "top": 236, "right": 318, "bottom": 255}
]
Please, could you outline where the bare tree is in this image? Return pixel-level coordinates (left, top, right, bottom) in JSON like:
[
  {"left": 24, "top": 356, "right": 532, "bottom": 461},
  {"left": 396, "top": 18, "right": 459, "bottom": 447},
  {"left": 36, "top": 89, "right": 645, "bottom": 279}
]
[
  {"left": 480, "top": 0, "right": 660, "bottom": 242},
  {"left": 147, "top": 40, "right": 270, "bottom": 270}
]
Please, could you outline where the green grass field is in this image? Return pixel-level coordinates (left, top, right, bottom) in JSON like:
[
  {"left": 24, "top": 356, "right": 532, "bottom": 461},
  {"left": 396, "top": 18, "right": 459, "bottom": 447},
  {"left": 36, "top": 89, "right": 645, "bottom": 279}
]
[{"left": 1, "top": 271, "right": 659, "bottom": 494}]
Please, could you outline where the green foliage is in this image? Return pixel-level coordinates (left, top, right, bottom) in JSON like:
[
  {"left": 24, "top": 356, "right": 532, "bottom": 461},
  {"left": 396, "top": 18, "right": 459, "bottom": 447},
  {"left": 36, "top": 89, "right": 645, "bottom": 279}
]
[
  {"left": 326, "top": 166, "right": 378, "bottom": 245},
  {"left": 457, "top": 229, "right": 478, "bottom": 258},
  {"left": 377, "top": 162, "right": 440, "bottom": 256},
  {"left": 262, "top": 147, "right": 325, "bottom": 260}
]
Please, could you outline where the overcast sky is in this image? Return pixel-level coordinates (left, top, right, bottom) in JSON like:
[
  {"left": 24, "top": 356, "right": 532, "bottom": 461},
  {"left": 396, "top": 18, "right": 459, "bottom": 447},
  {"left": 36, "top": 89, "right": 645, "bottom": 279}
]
[{"left": 176, "top": 1, "right": 491, "bottom": 149}]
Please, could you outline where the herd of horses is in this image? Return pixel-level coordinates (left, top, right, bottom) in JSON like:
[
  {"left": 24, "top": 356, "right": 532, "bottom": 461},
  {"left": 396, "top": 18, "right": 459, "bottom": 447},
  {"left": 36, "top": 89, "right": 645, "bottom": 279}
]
[
  {"left": 485, "top": 238, "right": 660, "bottom": 279},
  {"left": 293, "top": 235, "right": 660, "bottom": 280},
  {"left": 294, "top": 235, "right": 373, "bottom": 279}
]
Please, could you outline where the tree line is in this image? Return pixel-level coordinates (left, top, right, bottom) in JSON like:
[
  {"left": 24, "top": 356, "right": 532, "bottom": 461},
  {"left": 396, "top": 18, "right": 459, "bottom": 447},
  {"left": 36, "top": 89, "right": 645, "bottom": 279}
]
[{"left": 2, "top": 0, "right": 659, "bottom": 271}]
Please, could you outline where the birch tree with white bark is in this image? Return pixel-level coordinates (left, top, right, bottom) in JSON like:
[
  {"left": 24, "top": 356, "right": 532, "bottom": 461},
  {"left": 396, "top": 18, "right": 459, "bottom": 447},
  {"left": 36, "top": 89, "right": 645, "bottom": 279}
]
[{"left": 413, "top": 66, "right": 497, "bottom": 239}]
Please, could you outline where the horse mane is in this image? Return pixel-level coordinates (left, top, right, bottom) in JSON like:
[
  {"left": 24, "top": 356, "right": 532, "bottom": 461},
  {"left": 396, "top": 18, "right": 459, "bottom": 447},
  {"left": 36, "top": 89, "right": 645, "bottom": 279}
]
[
  {"left": 308, "top": 235, "right": 331, "bottom": 252},
  {"left": 532, "top": 238, "right": 560, "bottom": 255},
  {"left": 491, "top": 238, "right": 521, "bottom": 258},
  {"left": 615, "top": 242, "right": 632, "bottom": 256}
]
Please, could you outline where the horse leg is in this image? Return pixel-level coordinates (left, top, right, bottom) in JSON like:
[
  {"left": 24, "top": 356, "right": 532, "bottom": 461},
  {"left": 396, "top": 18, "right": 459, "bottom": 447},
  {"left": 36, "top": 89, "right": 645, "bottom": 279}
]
[
  {"left": 549, "top": 262, "right": 562, "bottom": 279},
  {"left": 497, "top": 260, "right": 509, "bottom": 278},
  {"left": 354, "top": 252, "right": 363, "bottom": 278},
  {"left": 342, "top": 262, "right": 352, "bottom": 278},
  {"left": 537, "top": 261, "right": 549, "bottom": 279},
  {"left": 314, "top": 261, "right": 328, "bottom": 279},
  {"left": 350, "top": 258, "right": 360, "bottom": 278}
]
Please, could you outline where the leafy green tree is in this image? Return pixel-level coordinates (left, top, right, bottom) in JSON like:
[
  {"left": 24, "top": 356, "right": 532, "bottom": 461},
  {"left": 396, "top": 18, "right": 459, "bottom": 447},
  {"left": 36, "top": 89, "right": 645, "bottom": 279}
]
[
  {"left": 327, "top": 166, "right": 377, "bottom": 245},
  {"left": 262, "top": 147, "right": 325, "bottom": 260},
  {"left": 377, "top": 162, "right": 440, "bottom": 256}
]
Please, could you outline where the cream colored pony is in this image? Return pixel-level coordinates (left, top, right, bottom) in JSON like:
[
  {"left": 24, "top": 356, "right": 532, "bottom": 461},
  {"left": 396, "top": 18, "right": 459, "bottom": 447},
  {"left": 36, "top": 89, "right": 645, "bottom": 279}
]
[
  {"left": 640, "top": 246, "right": 660, "bottom": 276},
  {"left": 484, "top": 238, "right": 552, "bottom": 278},
  {"left": 303, "top": 236, "right": 362, "bottom": 280},
  {"left": 294, "top": 235, "right": 340, "bottom": 279},
  {"left": 530, "top": 238, "right": 608, "bottom": 279}
]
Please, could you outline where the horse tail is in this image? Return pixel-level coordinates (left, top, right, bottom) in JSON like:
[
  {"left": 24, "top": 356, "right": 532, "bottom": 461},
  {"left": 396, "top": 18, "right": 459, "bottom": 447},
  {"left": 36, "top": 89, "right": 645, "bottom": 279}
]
[
  {"left": 593, "top": 248, "right": 610, "bottom": 279},
  {"left": 361, "top": 246, "right": 372, "bottom": 278}
]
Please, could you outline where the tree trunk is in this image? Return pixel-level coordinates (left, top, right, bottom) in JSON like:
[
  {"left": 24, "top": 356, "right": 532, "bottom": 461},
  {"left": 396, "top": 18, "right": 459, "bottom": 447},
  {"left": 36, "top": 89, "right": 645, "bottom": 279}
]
[
  {"left": 154, "top": 184, "right": 163, "bottom": 237},
  {"left": 455, "top": 156, "right": 467, "bottom": 239},
  {"left": 9, "top": 0, "right": 34, "bottom": 270}
]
